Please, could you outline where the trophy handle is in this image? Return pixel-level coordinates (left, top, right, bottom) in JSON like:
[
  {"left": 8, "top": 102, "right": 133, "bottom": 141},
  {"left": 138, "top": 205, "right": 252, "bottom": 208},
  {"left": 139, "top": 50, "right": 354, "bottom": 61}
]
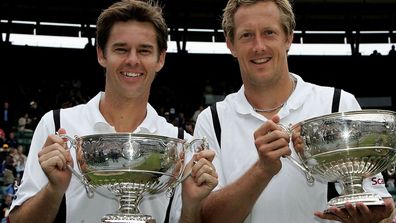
[
  {"left": 278, "top": 125, "right": 315, "bottom": 186},
  {"left": 57, "top": 133, "right": 95, "bottom": 198},
  {"left": 181, "top": 137, "right": 209, "bottom": 180},
  {"left": 167, "top": 137, "right": 209, "bottom": 196}
]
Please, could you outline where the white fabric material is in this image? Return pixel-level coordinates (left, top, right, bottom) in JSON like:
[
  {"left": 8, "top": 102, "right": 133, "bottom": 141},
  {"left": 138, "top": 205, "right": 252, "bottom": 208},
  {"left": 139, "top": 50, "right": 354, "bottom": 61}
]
[
  {"left": 194, "top": 73, "right": 391, "bottom": 223},
  {"left": 11, "top": 92, "right": 190, "bottom": 223}
]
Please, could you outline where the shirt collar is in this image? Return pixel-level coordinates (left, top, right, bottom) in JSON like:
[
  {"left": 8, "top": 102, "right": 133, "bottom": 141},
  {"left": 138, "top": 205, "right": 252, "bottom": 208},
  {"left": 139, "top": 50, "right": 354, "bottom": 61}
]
[
  {"left": 233, "top": 73, "right": 313, "bottom": 117},
  {"left": 88, "top": 92, "right": 159, "bottom": 134}
]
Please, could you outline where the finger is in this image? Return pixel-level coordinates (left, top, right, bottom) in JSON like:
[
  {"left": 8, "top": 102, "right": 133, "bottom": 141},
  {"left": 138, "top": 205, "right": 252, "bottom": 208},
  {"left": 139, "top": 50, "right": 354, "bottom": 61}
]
[
  {"left": 270, "top": 115, "right": 280, "bottom": 123},
  {"left": 315, "top": 210, "right": 343, "bottom": 222},
  {"left": 194, "top": 163, "right": 217, "bottom": 180},
  {"left": 344, "top": 202, "right": 359, "bottom": 220},
  {"left": 43, "top": 134, "right": 65, "bottom": 148},
  {"left": 57, "top": 128, "right": 66, "bottom": 135},
  {"left": 255, "top": 134, "right": 291, "bottom": 156},
  {"left": 354, "top": 202, "right": 370, "bottom": 218},
  {"left": 40, "top": 145, "right": 69, "bottom": 163},
  {"left": 383, "top": 198, "right": 395, "bottom": 217},
  {"left": 191, "top": 156, "right": 212, "bottom": 176},
  {"left": 43, "top": 128, "right": 68, "bottom": 152},
  {"left": 39, "top": 140, "right": 69, "bottom": 159},
  {"left": 254, "top": 119, "right": 280, "bottom": 138},
  {"left": 195, "top": 150, "right": 215, "bottom": 162},
  {"left": 41, "top": 155, "right": 67, "bottom": 171},
  {"left": 329, "top": 207, "right": 352, "bottom": 222},
  {"left": 194, "top": 171, "right": 218, "bottom": 187}
]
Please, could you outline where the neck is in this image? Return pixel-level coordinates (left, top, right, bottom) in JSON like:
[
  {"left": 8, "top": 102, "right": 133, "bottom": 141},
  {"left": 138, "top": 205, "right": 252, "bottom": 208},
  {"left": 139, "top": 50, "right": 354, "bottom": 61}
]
[
  {"left": 100, "top": 93, "right": 147, "bottom": 132},
  {"left": 250, "top": 74, "right": 296, "bottom": 114}
]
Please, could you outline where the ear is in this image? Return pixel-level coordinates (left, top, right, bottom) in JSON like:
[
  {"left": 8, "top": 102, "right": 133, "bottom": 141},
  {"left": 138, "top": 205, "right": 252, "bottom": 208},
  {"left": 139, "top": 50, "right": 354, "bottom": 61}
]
[
  {"left": 226, "top": 37, "right": 237, "bottom": 58},
  {"left": 97, "top": 47, "right": 106, "bottom": 68},
  {"left": 155, "top": 50, "right": 166, "bottom": 72},
  {"left": 286, "top": 32, "right": 294, "bottom": 52}
]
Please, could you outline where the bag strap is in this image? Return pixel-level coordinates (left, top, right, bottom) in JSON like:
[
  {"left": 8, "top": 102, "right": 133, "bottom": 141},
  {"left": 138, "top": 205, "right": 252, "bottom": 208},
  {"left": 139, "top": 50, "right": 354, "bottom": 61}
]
[
  {"left": 327, "top": 88, "right": 341, "bottom": 201},
  {"left": 210, "top": 103, "right": 221, "bottom": 148},
  {"left": 52, "top": 109, "right": 67, "bottom": 223},
  {"left": 163, "top": 127, "right": 184, "bottom": 223}
]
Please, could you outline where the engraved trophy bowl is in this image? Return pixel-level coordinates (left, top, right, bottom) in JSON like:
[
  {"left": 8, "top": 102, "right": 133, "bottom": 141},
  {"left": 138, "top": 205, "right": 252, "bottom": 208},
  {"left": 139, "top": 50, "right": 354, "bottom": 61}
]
[
  {"left": 63, "top": 133, "right": 207, "bottom": 223},
  {"left": 289, "top": 110, "right": 396, "bottom": 209}
]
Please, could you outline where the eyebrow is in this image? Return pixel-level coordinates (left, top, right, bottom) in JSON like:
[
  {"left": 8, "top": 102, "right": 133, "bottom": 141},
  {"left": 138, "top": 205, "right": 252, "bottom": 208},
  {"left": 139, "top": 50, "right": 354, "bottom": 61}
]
[{"left": 111, "top": 42, "right": 155, "bottom": 50}]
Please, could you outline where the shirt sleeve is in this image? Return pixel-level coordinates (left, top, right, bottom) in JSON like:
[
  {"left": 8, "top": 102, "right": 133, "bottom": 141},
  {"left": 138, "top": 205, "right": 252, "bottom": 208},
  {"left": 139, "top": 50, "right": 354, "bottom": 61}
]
[{"left": 10, "top": 111, "right": 54, "bottom": 211}]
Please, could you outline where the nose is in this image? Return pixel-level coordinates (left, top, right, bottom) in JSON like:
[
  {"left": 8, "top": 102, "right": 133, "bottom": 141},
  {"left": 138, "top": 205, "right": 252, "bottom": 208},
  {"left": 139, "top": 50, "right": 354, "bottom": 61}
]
[
  {"left": 125, "top": 50, "right": 139, "bottom": 65},
  {"left": 253, "top": 36, "right": 266, "bottom": 53}
]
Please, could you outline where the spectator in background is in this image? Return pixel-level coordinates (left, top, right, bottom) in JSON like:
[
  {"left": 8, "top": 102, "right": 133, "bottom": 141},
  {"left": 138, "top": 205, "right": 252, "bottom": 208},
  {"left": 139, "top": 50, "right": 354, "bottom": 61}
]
[
  {"left": 27, "top": 101, "right": 44, "bottom": 130},
  {"left": 5, "top": 131, "right": 18, "bottom": 149},
  {"left": 14, "top": 145, "right": 26, "bottom": 179},
  {"left": 1, "top": 154, "right": 16, "bottom": 195},
  {"left": 0, "top": 194, "right": 12, "bottom": 222},
  {"left": 370, "top": 50, "right": 382, "bottom": 56},
  {"left": 0, "top": 130, "right": 5, "bottom": 148},
  {"left": 0, "top": 102, "right": 13, "bottom": 134},
  {"left": 17, "top": 113, "right": 31, "bottom": 132},
  {"left": 389, "top": 45, "right": 396, "bottom": 56},
  {"left": 192, "top": 105, "right": 204, "bottom": 123}
]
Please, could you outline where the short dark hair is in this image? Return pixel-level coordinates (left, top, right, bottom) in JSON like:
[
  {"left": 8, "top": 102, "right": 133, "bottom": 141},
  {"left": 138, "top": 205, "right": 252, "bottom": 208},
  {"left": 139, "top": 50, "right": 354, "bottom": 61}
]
[{"left": 96, "top": 0, "right": 168, "bottom": 54}]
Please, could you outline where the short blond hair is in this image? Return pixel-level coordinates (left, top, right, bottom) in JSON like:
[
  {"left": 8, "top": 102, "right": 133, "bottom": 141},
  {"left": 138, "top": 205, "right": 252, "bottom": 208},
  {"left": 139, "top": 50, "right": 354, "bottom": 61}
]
[{"left": 222, "top": 0, "right": 295, "bottom": 41}]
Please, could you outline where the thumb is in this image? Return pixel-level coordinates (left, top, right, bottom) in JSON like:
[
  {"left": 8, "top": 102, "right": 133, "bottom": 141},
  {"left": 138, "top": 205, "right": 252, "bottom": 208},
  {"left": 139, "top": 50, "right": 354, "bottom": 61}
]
[
  {"left": 57, "top": 128, "right": 67, "bottom": 135},
  {"left": 271, "top": 115, "right": 280, "bottom": 124}
]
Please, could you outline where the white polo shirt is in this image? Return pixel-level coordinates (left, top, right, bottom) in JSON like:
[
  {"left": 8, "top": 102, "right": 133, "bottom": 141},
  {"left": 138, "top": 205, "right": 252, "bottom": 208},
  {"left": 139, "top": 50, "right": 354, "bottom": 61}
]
[
  {"left": 11, "top": 92, "right": 190, "bottom": 223},
  {"left": 194, "top": 73, "right": 391, "bottom": 223}
]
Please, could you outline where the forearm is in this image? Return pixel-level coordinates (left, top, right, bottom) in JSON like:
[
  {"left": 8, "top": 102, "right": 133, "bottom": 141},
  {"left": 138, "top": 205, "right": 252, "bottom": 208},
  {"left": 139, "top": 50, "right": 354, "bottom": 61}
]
[
  {"left": 201, "top": 161, "right": 274, "bottom": 223},
  {"left": 9, "top": 183, "right": 65, "bottom": 223},
  {"left": 179, "top": 202, "right": 202, "bottom": 223}
]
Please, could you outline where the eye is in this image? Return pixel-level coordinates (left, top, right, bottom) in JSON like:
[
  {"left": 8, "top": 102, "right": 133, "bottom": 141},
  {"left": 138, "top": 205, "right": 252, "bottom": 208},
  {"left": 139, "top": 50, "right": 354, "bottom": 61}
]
[
  {"left": 239, "top": 32, "right": 253, "bottom": 40},
  {"left": 114, "top": 48, "right": 127, "bottom": 54},
  {"left": 139, "top": 49, "right": 151, "bottom": 55},
  {"left": 138, "top": 47, "right": 154, "bottom": 55},
  {"left": 264, "top": 30, "right": 275, "bottom": 36}
]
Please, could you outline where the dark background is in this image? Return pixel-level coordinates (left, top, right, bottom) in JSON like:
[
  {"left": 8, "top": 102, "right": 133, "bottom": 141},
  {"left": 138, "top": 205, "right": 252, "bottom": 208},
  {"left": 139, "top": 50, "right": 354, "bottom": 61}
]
[{"left": 1, "top": 0, "right": 396, "bottom": 119}]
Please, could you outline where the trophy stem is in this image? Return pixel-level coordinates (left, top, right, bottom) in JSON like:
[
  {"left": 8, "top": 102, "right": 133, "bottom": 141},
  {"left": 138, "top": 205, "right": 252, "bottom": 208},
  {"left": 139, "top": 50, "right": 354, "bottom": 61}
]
[
  {"left": 340, "top": 176, "right": 365, "bottom": 195},
  {"left": 102, "top": 183, "right": 155, "bottom": 223},
  {"left": 327, "top": 176, "right": 384, "bottom": 208},
  {"left": 118, "top": 191, "right": 142, "bottom": 214}
]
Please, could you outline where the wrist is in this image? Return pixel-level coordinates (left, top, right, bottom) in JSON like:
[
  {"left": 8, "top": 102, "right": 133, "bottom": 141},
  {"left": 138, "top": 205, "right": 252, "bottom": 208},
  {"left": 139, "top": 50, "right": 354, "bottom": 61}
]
[{"left": 253, "top": 161, "right": 276, "bottom": 180}]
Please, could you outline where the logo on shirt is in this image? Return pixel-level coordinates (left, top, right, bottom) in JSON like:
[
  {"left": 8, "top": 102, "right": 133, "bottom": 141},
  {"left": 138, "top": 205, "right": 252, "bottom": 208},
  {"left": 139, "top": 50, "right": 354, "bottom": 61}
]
[{"left": 371, "top": 177, "right": 385, "bottom": 186}]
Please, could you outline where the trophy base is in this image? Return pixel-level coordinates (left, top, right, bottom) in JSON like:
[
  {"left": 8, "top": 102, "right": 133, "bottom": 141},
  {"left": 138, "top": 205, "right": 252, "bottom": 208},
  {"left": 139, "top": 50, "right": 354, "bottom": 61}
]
[
  {"left": 102, "top": 214, "right": 155, "bottom": 223},
  {"left": 327, "top": 192, "right": 384, "bottom": 209}
]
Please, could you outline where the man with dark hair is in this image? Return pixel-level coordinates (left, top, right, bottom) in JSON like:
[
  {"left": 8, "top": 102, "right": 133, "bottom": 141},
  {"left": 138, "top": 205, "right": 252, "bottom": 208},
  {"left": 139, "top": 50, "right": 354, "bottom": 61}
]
[{"left": 9, "top": 1, "right": 217, "bottom": 222}]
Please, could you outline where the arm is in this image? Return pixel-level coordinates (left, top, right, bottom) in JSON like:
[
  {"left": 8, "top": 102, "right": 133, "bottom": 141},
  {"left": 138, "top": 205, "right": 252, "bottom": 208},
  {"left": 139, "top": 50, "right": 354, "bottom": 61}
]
[
  {"left": 10, "top": 183, "right": 66, "bottom": 222},
  {"left": 9, "top": 128, "right": 73, "bottom": 223},
  {"left": 199, "top": 116, "right": 291, "bottom": 223}
]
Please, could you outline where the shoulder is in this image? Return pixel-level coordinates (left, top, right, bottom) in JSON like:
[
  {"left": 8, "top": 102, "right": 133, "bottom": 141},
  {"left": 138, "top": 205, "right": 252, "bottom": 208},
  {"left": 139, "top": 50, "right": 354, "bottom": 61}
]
[{"left": 151, "top": 113, "right": 192, "bottom": 140}]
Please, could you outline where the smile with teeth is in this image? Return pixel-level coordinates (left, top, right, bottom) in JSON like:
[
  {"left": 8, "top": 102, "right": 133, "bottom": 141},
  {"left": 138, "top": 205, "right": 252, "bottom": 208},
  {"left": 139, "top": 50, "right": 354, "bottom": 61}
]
[
  {"left": 252, "top": 57, "right": 270, "bottom": 64},
  {"left": 122, "top": 72, "right": 143, "bottom": 77}
]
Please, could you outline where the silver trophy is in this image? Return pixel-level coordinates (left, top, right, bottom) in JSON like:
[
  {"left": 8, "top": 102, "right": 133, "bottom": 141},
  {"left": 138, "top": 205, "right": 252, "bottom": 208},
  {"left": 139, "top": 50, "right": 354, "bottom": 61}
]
[
  {"left": 287, "top": 110, "right": 396, "bottom": 209},
  {"left": 63, "top": 133, "right": 207, "bottom": 223}
]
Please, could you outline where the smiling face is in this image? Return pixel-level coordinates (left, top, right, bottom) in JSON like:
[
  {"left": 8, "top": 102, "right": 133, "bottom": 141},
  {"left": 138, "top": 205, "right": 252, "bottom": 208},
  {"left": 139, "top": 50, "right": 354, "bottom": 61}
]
[
  {"left": 97, "top": 20, "right": 165, "bottom": 101},
  {"left": 227, "top": 1, "right": 293, "bottom": 89}
]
